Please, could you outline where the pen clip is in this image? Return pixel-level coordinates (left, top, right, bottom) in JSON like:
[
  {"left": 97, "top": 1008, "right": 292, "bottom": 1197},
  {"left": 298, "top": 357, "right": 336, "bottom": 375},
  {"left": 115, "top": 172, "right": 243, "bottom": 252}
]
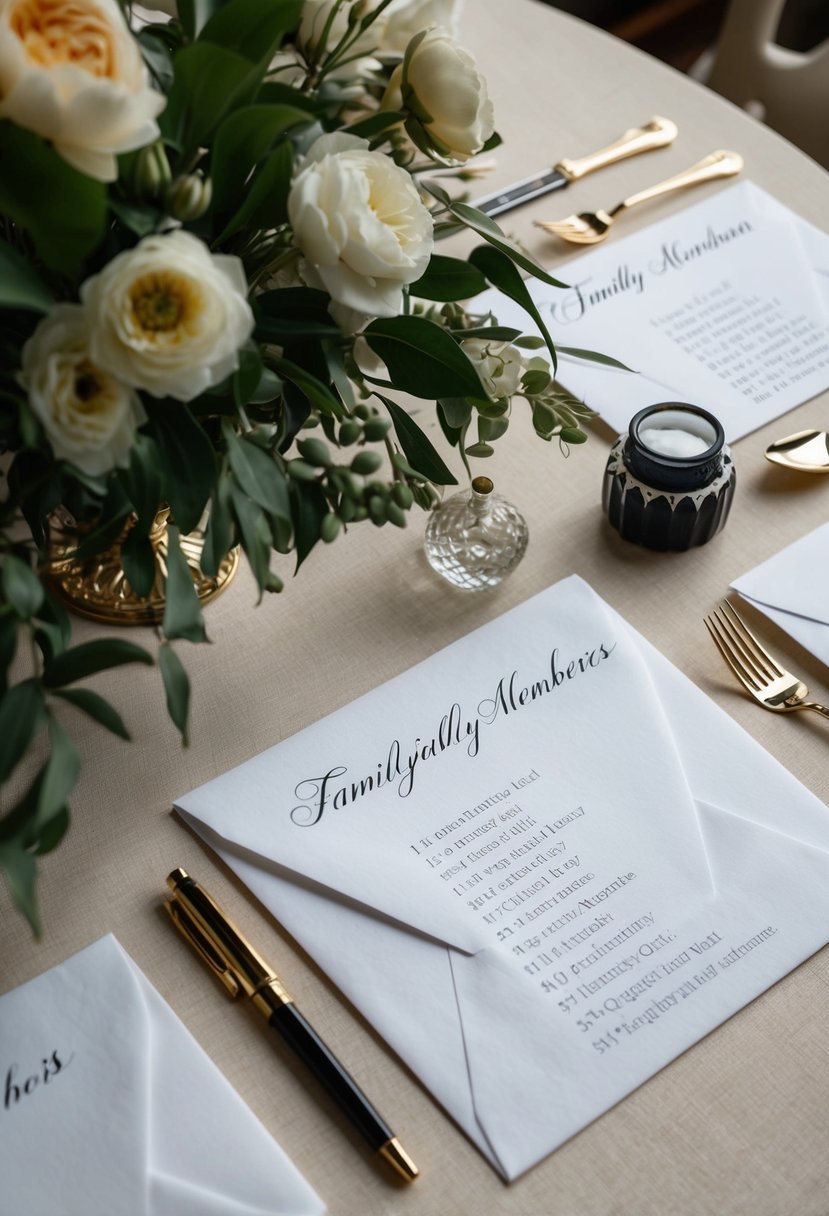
[{"left": 165, "top": 898, "right": 242, "bottom": 999}]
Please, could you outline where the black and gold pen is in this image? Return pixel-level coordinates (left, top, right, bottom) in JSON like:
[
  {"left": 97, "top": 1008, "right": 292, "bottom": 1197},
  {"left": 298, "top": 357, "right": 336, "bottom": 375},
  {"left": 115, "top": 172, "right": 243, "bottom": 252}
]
[{"left": 165, "top": 867, "right": 418, "bottom": 1183}]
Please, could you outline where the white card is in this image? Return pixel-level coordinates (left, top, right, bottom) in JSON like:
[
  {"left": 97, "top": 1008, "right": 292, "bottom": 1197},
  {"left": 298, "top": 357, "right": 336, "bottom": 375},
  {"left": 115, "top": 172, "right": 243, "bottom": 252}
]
[
  {"left": 0, "top": 935, "right": 326, "bottom": 1216},
  {"left": 478, "top": 181, "right": 829, "bottom": 440},
  {"left": 176, "top": 576, "right": 829, "bottom": 1180}
]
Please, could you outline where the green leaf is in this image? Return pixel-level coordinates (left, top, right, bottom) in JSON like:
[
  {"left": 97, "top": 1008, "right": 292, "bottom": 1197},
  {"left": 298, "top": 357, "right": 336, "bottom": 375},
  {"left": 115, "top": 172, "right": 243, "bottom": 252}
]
[
  {"left": 345, "top": 110, "right": 405, "bottom": 140},
  {"left": 52, "top": 688, "right": 130, "bottom": 740},
  {"left": 212, "top": 104, "right": 309, "bottom": 217},
  {"left": 0, "top": 237, "right": 52, "bottom": 313},
  {"left": 159, "top": 643, "right": 191, "bottom": 746},
  {"left": 118, "top": 433, "right": 164, "bottom": 534},
  {"left": 409, "top": 254, "right": 488, "bottom": 302},
  {"left": 438, "top": 396, "right": 473, "bottom": 429},
  {"left": 163, "top": 526, "right": 207, "bottom": 644},
  {"left": 200, "top": 474, "right": 235, "bottom": 579},
  {"left": 364, "top": 316, "right": 485, "bottom": 400},
  {"left": 34, "top": 716, "right": 81, "bottom": 832},
  {"left": 469, "top": 243, "right": 559, "bottom": 371},
  {"left": 31, "top": 592, "right": 69, "bottom": 669},
  {"left": 230, "top": 481, "right": 272, "bottom": 596},
  {"left": 216, "top": 140, "right": 293, "bottom": 241},
  {"left": 274, "top": 357, "right": 345, "bottom": 417},
  {"left": 33, "top": 806, "right": 69, "bottom": 856},
  {"left": 161, "top": 42, "right": 257, "bottom": 154},
  {"left": 0, "top": 680, "right": 45, "bottom": 783},
  {"left": 224, "top": 424, "right": 290, "bottom": 520},
  {"left": 0, "top": 121, "right": 107, "bottom": 272},
  {"left": 3, "top": 554, "right": 44, "bottom": 620},
  {"left": 145, "top": 401, "right": 216, "bottom": 534},
  {"left": 560, "top": 426, "right": 589, "bottom": 444},
  {"left": 290, "top": 479, "right": 328, "bottom": 571},
  {"left": 232, "top": 342, "right": 264, "bottom": 409},
  {"left": 0, "top": 613, "right": 18, "bottom": 692},
  {"left": 177, "top": 0, "right": 223, "bottom": 39},
  {"left": 200, "top": 0, "right": 302, "bottom": 63},
  {"left": 378, "top": 395, "right": 458, "bottom": 486},
  {"left": 43, "top": 640, "right": 154, "bottom": 688},
  {"left": 0, "top": 840, "right": 40, "bottom": 936},
  {"left": 120, "top": 531, "right": 156, "bottom": 600},
  {"left": 451, "top": 326, "right": 522, "bottom": 343},
  {"left": 557, "top": 344, "right": 632, "bottom": 371},
  {"left": 423, "top": 179, "right": 568, "bottom": 291}
]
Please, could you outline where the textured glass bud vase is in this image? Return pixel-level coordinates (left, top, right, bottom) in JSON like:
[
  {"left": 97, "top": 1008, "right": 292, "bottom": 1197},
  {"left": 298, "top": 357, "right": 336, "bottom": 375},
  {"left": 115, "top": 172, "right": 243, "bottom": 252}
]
[{"left": 424, "top": 476, "right": 528, "bottom": 590}]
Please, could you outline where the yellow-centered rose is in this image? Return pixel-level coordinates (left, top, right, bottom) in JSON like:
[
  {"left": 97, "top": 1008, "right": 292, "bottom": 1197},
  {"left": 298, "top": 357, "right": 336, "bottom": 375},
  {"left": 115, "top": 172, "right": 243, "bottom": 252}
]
[
  {"left": 0, "top": 0, "right": 165, "bottom": 182},
  {"left": 21, "top": 304, "right": 146, "bottom": 475},
  {"left": 81, "top": 230, "right": 255, "bottom": 402}
]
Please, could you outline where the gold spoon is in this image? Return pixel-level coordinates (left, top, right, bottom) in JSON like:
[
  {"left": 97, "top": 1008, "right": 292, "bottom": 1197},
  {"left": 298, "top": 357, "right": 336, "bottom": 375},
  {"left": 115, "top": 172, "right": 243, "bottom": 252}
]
[{"left": 765, "top": 429, "right": 829, "bottom": 472}]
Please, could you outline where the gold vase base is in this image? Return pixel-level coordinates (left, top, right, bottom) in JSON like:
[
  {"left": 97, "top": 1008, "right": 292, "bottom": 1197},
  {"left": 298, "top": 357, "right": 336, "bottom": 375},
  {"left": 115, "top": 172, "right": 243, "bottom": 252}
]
[{"left": 47, "top": 517, "right": 240, "bottom": 627}]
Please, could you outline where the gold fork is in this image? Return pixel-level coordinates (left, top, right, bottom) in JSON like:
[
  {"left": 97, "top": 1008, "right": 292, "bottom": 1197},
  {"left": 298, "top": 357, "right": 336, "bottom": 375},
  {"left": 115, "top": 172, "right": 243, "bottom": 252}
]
[
  {"left": 535, "top": 150, "right": 744, "bottom": 244},
  {"left": 704, "top": 600, "right": 829, "bottom": 720}
]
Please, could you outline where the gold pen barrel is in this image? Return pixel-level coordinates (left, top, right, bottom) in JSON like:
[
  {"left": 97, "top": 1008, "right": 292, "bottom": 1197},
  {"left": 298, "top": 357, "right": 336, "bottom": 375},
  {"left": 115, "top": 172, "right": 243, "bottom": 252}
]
[{"left": 166, "top": 868, "right": 292, "bottom": 1007}]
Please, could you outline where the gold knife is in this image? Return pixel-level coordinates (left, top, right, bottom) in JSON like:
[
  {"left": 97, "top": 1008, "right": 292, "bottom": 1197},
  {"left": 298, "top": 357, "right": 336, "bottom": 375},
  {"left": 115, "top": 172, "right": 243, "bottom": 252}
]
[{"left": 472, "top": 116, "right": 678, "bottom": 218}]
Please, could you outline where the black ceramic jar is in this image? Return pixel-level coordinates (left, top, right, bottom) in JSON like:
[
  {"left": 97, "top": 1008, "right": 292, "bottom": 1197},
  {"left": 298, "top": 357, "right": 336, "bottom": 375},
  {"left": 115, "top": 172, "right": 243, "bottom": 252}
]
[{"left": 602, "top": 402, "right": 736, "bottom": 551}]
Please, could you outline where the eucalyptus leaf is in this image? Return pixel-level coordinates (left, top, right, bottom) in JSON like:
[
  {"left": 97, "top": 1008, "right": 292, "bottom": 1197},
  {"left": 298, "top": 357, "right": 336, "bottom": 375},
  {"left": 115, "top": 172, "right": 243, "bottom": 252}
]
[
  {"left": 224, "top": 423, "right": 290, "bottom": 520},
  {"left": 159, "top": 643, "right": 191, "bottom": 746},
  {"left": 0, "top": 680, "right": 45, "bottom": 784},
  {"left": 0, "top": 840, "right": 40, "bottom": 936},
  {"left": 43, "top": 640, "right": 154, "bottom": 688},
  {"left": 230, "top": 481, "right": 272, "bottom": 595},
  {"left": 291, "top": 479, "right": 328, "bottom": 571},
  {"left": 3, "top": 554, "right": 44, "bottom": 620},
  {"left": 200, "top": 474, "right": 235, "bottom": 579},
  {"left": 410, "top": 255, "right": 488, "bottom": 302},
  {"left": 52, "top": 688, "right": 130, "bottom": 740},
  {"left": 378, "top": 394, "right": 458, "bottom": 486},
  {"left": 469, "top": 243, "right": 558, "bottom": 371},
  {"left": 34, "top": 716, "right": 81, "bottom": 833},
  {"left": 163, "top": 526, "right": 207, "bottom": 644},
  {"left": 145, "top": 400, "right": 216, "bottom": 535},
  {"left": 364, "top": 316, "right": 485, "bottom": 400}
]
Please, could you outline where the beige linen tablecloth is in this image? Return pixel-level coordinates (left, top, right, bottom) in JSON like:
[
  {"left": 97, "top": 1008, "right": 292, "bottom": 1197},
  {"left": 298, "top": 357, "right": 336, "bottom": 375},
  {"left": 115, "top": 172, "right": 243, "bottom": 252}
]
[{"left": 4, "top": 3, "right": 829, "bottom": 1213}]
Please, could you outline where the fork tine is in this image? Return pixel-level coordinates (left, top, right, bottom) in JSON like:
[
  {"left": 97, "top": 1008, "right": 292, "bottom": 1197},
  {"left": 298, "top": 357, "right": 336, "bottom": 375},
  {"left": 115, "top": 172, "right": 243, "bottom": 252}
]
[
  {"left": 711, "top": 605, "right": 771, "bottom": 686},
  {"left": 705, "top": 614, "right": 760, "bottom": 692},
  {"left": 721, "top": 600, "right": 785, "bottom": 678}
]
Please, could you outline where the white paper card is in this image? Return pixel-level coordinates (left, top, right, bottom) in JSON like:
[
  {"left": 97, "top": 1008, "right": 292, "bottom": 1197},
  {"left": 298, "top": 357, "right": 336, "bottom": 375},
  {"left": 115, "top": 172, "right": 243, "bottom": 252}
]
[
  {"left": 0, "top": 935, "right": 325, "bottom": 1216},
  {"left": 731, "top": 520, "right": 829, "bottom": 669},
  {"left": 479, "top": 181, "right": 829, "bottom": 440},
  {"left": 176, "top": 576, "right": 829, "bottom": 1181}
]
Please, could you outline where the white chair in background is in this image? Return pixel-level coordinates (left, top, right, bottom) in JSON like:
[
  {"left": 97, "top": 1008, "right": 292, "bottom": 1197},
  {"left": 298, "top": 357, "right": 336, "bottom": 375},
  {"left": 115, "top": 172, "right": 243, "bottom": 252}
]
[{"left": 704, "top": 0, "right": 829, "bottom": 170}]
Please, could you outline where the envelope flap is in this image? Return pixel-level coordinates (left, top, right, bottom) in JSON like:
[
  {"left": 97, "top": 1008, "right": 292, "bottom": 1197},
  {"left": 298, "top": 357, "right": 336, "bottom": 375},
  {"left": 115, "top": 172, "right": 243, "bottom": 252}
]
[
  {"left": 731, "top": 521, "right": 829, "bottom": 626},
  {"left": 139, "top": 963, "right": 325, "bottom": 1216},
  {"left": 0, "top": 935, "right": 151, "bottom": 1216}
]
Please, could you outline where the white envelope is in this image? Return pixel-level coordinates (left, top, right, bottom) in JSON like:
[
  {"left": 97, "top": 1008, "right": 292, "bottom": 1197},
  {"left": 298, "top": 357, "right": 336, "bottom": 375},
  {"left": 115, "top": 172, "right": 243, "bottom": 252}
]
[
  {"left": 731, "top": 520, "right": 829, "bottom": 670},
  {"left": 477, "top": 180, "right": 829, "bottom": 441},
  {"left": 176, "top": 576, "right": 829, "bottom": 1181},
  {"left": 0, "top": 935, "right": 325, "bottom": 1216}
]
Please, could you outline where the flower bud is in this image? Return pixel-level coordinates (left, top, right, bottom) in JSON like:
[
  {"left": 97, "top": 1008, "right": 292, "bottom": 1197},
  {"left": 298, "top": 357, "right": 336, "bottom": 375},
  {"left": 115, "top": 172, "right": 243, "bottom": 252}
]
[
  {"left": 131, "top": 141, "right": 171, "bottom": 203},
  {"left": 166, "top": 171, "right": 213, "bottom": 222}
]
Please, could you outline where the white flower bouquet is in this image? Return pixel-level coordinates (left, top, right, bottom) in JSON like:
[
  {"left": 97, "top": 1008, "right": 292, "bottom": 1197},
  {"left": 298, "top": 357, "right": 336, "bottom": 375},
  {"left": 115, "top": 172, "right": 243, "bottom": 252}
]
[{"left": 0, "top": 0, "right": 611, "bottom": 931}]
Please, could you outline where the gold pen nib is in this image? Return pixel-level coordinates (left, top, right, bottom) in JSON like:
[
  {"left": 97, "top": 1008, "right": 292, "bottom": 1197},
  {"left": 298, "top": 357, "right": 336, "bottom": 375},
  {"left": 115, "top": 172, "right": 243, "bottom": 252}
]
[{"left": 378, "top": 1137, "right": 419, "bottom": 1183}]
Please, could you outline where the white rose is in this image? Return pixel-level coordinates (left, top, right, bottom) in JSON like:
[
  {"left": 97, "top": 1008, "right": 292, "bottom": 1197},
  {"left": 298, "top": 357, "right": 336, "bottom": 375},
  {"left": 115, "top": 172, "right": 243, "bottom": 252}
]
[
  {"left": 386, "top": 27, "right": 494, "bottom": 163},
  {"left": 0, "top": 0, "right": 166, "bottom": 182},
  {"left": 288, "top": 132, "right": 433, "bottom": 318},
  {"left": 460, "top": 339, "right": 524, "bottom": 401},
  {"left": 81, "top": 230, "right": 255, "bottom": 402},
  {"left": 380, "top": 0, "right": 463, "bottom": 55},
  {"left": 20, "top": 305, "right": 146, "bottom": 476}
]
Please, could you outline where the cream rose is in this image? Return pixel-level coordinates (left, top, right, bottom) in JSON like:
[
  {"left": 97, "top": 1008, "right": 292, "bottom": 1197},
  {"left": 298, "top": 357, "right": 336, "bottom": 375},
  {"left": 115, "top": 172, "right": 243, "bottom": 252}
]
[
  {"left": 460, "top": 338, "right": 524, "bottom": 401},
  {"left": 21, "top": 304, "right": 145, "bottom": 476},
  {"left": 81, "top": 230, "right": 255, "bottom": 402},
  {"left": 386, "top": 27, "right": 494, "bottom": 164},
  {"left": 0, "top": 0, "right": 165, "bottom": 182},
  {"left": 380, "top": 0, "right": 462, "bottom": 55},
  {"left": 288, "top": 132, "right": 433, "bottom": 318}
]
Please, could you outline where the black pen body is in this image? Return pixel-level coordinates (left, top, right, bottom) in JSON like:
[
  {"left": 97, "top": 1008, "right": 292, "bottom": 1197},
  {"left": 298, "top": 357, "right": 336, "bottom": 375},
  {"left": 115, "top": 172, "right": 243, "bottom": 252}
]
[{"left": 269, "top": 1002, "right": 393, "bottom": 1151}]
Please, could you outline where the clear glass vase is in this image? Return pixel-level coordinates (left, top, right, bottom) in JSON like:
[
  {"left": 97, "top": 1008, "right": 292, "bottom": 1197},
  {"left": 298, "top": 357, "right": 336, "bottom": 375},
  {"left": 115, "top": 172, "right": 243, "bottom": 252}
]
[{"left": 424, "top": 476, "right": 528, "bottom": 590}]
